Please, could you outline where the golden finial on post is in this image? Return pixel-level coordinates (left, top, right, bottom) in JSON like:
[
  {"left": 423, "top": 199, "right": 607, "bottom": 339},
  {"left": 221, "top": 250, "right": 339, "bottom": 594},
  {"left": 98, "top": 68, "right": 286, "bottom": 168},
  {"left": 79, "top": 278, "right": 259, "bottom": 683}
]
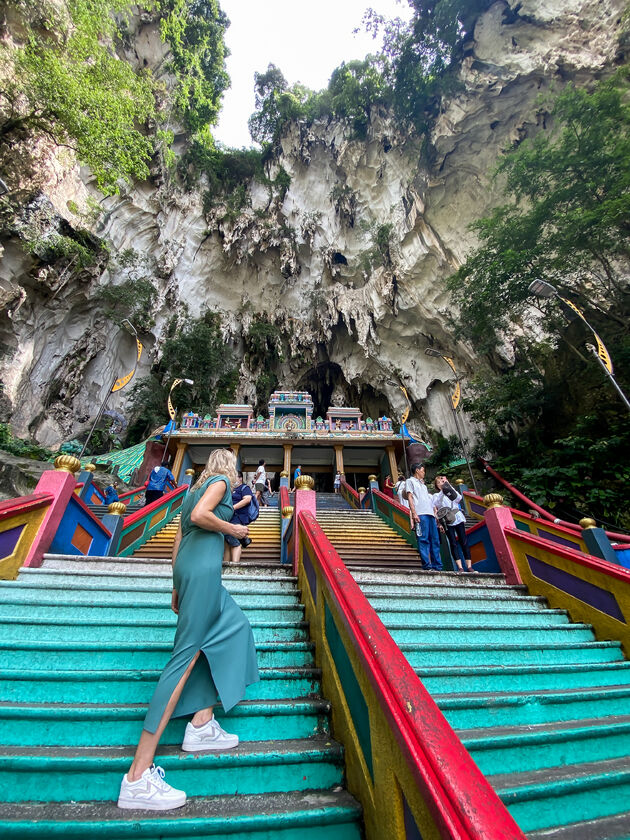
[
  {"left": 54, "top": 455, "right": 82, "bottom": 474},
  {"left": 358, "top": 487, "right": 367, "bottom": 494},
  {"left": 185, "top": 468, "right": 195, "bottom": 476},
  {"left": 579, "top": 517, "right": 597, "bottom": 530},
  {"left": 483, "top": 493, "right": 504, "bottom": 509},
  {"left": 107, "top": 501, "right": 127, "bottom": 515},
  {"left": 282, "top": 505, "right": 294, "bottom": 518},
  {"left": 368, "top": 475, "right": 378, "bottom": 482},
  {"left": 84, "top": 463, "right": 96, "bottom": 473},
  {"left": 455, "top": 478, "right": 464, "bottom": 486},
  {"left": 294, "top": 474, "right": 315, "bottom": 491},
  {"left": 280, "top": 470, "right": 289, "bottom": 478}
]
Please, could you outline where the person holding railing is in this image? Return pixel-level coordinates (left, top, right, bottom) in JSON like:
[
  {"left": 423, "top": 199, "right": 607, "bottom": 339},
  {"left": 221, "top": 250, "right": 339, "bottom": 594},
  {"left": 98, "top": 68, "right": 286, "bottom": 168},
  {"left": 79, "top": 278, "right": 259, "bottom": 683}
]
[
  {"left": 118, "top": 448, "right": 259, "bottom": 811},
  {"left": 144, "top": 464, "right": 175, "bottom": 506}
]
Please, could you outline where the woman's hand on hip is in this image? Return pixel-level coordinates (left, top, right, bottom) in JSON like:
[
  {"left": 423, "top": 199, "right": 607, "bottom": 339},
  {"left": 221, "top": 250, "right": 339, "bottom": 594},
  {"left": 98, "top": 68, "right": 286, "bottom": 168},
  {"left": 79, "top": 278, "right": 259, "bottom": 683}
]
[
  {"left": 171, "top": 588, "right": 179, "bottom": 614},
  {"left": 231, "top": 523, "right": 249, "bottom": 539}
]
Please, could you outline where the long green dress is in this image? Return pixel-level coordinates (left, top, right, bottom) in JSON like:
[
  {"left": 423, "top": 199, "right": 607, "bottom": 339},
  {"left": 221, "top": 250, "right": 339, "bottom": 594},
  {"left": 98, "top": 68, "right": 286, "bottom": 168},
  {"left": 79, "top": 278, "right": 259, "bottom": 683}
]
[{"left": 143, "top": 474, "right": 259, "bottom": 733}]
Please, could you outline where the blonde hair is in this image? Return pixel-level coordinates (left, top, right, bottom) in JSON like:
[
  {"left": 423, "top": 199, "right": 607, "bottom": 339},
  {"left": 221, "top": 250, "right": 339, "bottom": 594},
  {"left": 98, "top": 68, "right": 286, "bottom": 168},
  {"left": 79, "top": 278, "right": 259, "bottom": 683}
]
[{"left": 192, "top": 448, "right": 238, "bottom": 491}]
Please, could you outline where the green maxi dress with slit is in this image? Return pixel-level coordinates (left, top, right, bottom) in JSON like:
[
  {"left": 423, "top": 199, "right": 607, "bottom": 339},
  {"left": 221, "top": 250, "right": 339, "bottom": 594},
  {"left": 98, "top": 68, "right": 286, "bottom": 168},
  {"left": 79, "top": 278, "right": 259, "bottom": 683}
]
[{"left": 143, "top": 474, "right": 260, "bottom": 733}]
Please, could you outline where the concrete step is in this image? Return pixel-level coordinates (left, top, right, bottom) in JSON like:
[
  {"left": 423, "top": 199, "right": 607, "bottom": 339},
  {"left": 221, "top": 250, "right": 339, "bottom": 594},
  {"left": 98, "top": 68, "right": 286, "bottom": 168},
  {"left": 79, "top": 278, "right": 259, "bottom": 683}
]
[
  {"left": 491, "top": 755, "right": 630, "bottom": 833},
  {"left": 0, "top": 739, "right": 343, "bottom": 804},
  {"left": 460, "top": 714, "right": 630, "bottom": 776},
  {"left": 527, "top": 809, "right": 630, "bottom": 839},
  {"left": 0, "top": 789, "right": 362, "bottom": 838},
  {"left": 376, "top": 605, "right": 565, "bottom": 624},
  {"left": 0, "top": 698, "right": 331, "bottom": 748},
  {"left": 0, "top": 666, "right": 321, "bottom": 705},
  {"left": 388, "top": 623, "right": 596, "bottom": 647}
]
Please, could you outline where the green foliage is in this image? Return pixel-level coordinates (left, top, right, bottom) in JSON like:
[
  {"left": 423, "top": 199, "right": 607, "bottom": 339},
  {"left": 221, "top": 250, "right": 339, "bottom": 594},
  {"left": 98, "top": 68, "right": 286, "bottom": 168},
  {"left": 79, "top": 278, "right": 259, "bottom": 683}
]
[
  {"left": 423, "top": 432, "right": 462, "bottom": 479},
  {"left": 96, "top": 249, "right": 157, "bottom": 329},
  {"left": 244, "top": 314, "right": 285, "bottom": 412},
  {"left": 357, "top": 220, "right": 393, "bottom": 272},
  {"left": 0, "top": 422, "right": 56, "bottom": 461},
  {"left": 157, "top": 0, "right": 230, "bottom": 132},
  {"left": 0, "top": 0, "right": 156, "bottom": 194},
  {"left": 126, "top": 309, "right": 237, "bottom": 442},
  {"left": 449, "top": 72, "right": 630, "bottom": 350},
  {"left": 327, "top": 58, "right": 389, "bottom": 138},
  {"left": 248, "top": 64, "right": 316, "bottom": 148}
]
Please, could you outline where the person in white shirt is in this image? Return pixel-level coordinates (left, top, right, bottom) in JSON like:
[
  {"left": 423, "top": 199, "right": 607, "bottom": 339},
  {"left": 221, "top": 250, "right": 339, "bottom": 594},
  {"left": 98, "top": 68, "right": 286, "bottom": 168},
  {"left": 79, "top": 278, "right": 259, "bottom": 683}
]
[
  {"left": 406, "top": 463, "right": 442, "bottom": 570},
  {"left": 254, "top": 460, "right": 266, "bottom": 505},
  {"left": 432, "top": 475, "right": 472, "bottom": 572},
  {"left": 395, "top": 476, "right": 409, "bottom": 509}
]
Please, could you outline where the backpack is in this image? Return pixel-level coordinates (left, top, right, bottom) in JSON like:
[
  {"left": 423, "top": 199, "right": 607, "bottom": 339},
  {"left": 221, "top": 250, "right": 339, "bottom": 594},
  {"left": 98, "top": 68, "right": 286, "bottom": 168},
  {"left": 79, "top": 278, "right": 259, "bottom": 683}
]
[{"left": 245, "top": 492, "right": 260, "bottom": 523}]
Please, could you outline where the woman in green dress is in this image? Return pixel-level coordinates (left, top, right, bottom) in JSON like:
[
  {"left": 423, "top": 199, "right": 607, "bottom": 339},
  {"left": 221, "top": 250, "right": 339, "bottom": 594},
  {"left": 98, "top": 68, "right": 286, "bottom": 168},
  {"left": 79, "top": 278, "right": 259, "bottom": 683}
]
[{"left": 118, "top": 448, "right": 260, "bottom": 811}]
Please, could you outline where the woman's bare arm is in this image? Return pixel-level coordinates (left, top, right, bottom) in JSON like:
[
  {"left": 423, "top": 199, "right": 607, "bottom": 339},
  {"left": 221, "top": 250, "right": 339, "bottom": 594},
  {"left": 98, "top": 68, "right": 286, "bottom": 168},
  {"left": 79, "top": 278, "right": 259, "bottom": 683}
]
[{"left": 190, "top": 480, "right": 247, "bottom": 538}]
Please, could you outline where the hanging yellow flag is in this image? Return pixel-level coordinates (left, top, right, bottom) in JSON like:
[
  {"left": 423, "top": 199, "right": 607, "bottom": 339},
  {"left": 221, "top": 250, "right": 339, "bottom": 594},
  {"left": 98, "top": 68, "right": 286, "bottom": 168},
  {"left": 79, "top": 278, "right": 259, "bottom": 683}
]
[
  {"left": 400, "top": 385, "right": 410, "bottom": 425},
  {"left": 111, "top": 337, "right": 143, "bottom": 392},
  {"left": 451, "top": 381, "right": 461, "bottom": 410},
  {"left": 559, "top": 296, "right": 613, "bottom": 374}
]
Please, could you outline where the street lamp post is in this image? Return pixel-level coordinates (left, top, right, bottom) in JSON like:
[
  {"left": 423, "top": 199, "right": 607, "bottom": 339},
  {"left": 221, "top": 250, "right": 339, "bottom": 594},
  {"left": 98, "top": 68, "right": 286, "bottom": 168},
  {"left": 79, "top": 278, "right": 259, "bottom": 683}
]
[
  {"left": 424, "top": 348, "right": 479, "bottom": 493},
  {"left": 528, "top": 279, "right": 630, "bottom": 413},
  {"left": 161, "top": 378, "right": 194, "bottom": 465},
  {"left": 79, "top": 320, "right": 143, "bottom": 459}
]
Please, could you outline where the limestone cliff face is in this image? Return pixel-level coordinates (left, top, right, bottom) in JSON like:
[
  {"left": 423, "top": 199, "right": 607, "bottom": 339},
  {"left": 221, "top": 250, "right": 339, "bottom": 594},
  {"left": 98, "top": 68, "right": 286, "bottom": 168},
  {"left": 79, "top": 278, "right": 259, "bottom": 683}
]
[{"left": 0, "top": 0, "right": 625, "bottom": 447}]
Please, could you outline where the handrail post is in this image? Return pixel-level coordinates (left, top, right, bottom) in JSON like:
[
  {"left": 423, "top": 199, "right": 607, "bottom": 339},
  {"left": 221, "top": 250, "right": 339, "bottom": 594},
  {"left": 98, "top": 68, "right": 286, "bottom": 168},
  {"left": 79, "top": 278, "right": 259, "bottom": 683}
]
[
  {"left": 580, "top": 517, "right": 620, "bottom": 565},
  {"left": 293, "top": 475, "right": 316, "bottom": 575},
  {"left": 483, "top": 494, "right": 522, "bottom": 584},
  {"left": 23, "top": 456, "right": 81, "bottom": 568}
]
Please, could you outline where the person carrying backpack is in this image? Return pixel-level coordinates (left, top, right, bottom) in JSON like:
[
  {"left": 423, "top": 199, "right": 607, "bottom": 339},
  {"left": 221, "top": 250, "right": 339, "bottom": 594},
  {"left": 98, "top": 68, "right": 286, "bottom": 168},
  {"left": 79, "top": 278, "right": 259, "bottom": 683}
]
[{"left": 224, "top": 471, "right": 255, "bottom": 564}]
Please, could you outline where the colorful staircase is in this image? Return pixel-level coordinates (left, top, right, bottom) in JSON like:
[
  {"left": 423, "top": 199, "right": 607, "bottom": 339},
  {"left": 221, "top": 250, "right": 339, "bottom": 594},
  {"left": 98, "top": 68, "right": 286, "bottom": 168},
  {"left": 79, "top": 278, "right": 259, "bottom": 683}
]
[
  {"left": 317, "top": 507, "right": 421, "bottom": 568},
  {"left": 131, "top": 508, "right": 281, "bottom": 564},
  {"left": 0, "top": 553, "right": 362, "bottom": 837},
  {"left": 351, "top": 567, "right": 630, "bottom": 838}
]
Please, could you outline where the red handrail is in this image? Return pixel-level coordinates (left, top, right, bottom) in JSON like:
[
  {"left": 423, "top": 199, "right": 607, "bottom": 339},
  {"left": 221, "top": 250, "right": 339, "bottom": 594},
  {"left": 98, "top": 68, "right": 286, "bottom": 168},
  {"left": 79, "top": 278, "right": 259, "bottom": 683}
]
[
  {"left": 480, "top": 459, "right": 630, "bottom": 544},
  {"left": 122, "top": 484, "right": 186, "bottom": 528},
  {"left": 340, "top": 479, "right": 359, "bottom": 501},
  {"left": 0, "top": 493, "right": 53, "bottom": 519},
  {"left": 298, "top": 511, "right": 524, "bottom": 839},
  {"left": 279, "top": 485, "right": 290, "bottom": 510}
]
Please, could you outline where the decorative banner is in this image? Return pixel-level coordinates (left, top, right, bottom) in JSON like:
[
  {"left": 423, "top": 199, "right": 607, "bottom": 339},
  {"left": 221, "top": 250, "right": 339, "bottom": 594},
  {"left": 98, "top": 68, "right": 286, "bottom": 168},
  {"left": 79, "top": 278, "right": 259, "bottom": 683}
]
[
  {"left": 400, "top": 385, "right": 410, "bottom": 426},
  {"left": 111, "top": 337, "right": 143, "bottom": 393},
  {"left": 442, "top": 355, "right": 457, "bottom": 375},
  {"left": 167, "top": 378, "right": 184, "bottom": 420},
  {"left": 451, "top": 381, "right": 461, "bottom": 410},
  {"left": 559, "top": 296, "right": 613, "bottom": 374}
]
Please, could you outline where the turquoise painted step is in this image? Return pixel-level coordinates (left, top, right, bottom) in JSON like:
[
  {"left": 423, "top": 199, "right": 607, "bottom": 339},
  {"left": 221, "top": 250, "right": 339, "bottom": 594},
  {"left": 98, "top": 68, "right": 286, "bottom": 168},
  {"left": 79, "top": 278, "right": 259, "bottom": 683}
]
[
  {"left": 493, "top": 756, "right": 630, "bottom": 832},
  {"left": 416, "top": 661, "right": 630, "bottom": 694},
  {"left": 7, "top": 576, "right": 300, "bottom": 596},
  {"left": 377, "top": 606, "right": 568, "bottom": 626},
  {"left": 462, "top": 716, "right": 630, "bottom": 775},
  {"left": 0, "top": 586, "right": 299, "bottom": 608},
  {"left": 0, "top": 602, "right": 304, "bottom": 623},
  {"left": 0, "top": 667, "right": 321, "bottom": 704},
  {"left": 365, "top": 594, "right": 542, "bottom": 611},
  {"left": 388, "top": 624, "right": 593, "bottom": 645},
  {"left": 401, "top": 640, "right": 624, "bottom": 668},
  {"left": 0, "top": 790, "right": 362, "bottom": 840},
  {"left": 17, "top": 569, "right": 296, "bottom": 588},
  {"left": 528, "top": 811, "right": 630, "bottom": 840},
  {"left": 361, "top": 583, "right": 531, "bottom": 600},
  {"left": 0, "top": 618, "right": 308, "bottom": 644},
  {"left": 436, "top": 685, "right": 630, "bottom": 729},
  {"left": 0, "top": 699, "right": 330, "bottom": 747},
  {"left": 0, "top": 640, "right": 314, "bottom": 670},
  {"left": 0, "top": 740, "right": 342, "bottom": 803}
]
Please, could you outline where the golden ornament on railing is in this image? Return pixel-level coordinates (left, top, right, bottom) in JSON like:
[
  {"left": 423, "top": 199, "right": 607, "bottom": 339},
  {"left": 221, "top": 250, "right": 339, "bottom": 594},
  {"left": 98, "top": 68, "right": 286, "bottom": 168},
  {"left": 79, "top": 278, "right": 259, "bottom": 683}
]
[
  {"left": 483, "top": 493, "right": 504, "bottom": 509},
  {"left": 107, "top": 502, "right": 127, "bottom": 516},
  {"left": 185, "top": 469, "right": 195, "bottom": 476},
  {"left": 579, "top": 517, "right": 597, "bottom": 530},
  {"left": 54, "top": 455, "right": 82, "bottom": 474},
  {"left": 282, "top": 505, "right": 294, "bottom": 518},
  {"left": 455, "top": 478, "right": 465, "bottom": 486},
  {"left": 358, "top": 487, "right": 367, "bottom": 494},
  {"left": 280, "top": 470, "right": 289, "bottom": 478},
  {"left": 368, "top": 475, "right": 378, "bottom": 482},
  {"left": 294, "top": 474, "right": 315, "bottom": 491},
  {"left": 84, "top": 463, "right": 96, "bottom": 473}
]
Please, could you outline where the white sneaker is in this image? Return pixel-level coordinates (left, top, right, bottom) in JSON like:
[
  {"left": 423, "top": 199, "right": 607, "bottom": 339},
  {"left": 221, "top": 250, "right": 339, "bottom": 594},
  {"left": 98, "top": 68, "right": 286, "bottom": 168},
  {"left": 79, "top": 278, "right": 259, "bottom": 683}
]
[
  {"left": 117, "top": 764, "right": 186, "bottom": 811},
  {"left": 181, "top": 715, "right": 239, "bottom": 752}
]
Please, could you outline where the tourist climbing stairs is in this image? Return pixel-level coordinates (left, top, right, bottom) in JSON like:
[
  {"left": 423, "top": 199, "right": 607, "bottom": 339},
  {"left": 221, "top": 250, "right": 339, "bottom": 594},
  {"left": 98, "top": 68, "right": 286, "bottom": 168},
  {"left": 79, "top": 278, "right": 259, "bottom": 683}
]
[
  {"left": 131, "top": 507, "right": 281, "bottom": 564},
  {"left": 0, "top": 550, "right": 362, "bottom": 837},
  {"left": 316, "top": 498, "right": 421, "bottom": 568},
  {"left": 351, "top": 567, "right": 630, "bottom": 837}
]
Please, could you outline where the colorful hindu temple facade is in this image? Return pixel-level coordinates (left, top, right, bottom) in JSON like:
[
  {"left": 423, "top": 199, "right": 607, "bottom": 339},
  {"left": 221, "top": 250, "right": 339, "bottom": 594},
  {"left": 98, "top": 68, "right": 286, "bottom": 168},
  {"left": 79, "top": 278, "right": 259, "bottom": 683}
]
[{"left": 166, "top": 390, "right": 403, "bottom": 490}]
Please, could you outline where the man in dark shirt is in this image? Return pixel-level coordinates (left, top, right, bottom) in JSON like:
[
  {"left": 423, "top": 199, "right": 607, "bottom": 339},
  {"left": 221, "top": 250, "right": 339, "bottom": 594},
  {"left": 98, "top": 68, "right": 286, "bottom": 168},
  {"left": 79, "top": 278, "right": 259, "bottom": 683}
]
[{"left": 144, "top": 465, "right": 175, "bottom": 506}]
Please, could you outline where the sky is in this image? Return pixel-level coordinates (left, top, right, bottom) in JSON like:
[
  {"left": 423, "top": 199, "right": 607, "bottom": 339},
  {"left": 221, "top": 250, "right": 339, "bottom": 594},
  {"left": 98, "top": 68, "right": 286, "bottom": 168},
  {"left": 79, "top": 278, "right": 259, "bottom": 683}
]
[{"left": 213, "top": 0, "right": 412, "bottom": 148}]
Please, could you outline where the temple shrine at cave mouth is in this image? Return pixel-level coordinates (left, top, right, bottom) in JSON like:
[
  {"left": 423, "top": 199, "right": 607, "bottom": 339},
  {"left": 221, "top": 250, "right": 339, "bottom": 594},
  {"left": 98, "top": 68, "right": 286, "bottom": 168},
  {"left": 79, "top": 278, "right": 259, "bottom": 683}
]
[{"left": 165, "top": 390, "right": 403, "bottom": 492}]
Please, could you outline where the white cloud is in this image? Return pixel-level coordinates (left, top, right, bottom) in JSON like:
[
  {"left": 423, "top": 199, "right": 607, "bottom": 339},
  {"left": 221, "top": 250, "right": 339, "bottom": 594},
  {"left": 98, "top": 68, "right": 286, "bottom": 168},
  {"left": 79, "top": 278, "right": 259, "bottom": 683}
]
[{"left": 214, "top": 0, "right": 411, "bottom": 148}]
